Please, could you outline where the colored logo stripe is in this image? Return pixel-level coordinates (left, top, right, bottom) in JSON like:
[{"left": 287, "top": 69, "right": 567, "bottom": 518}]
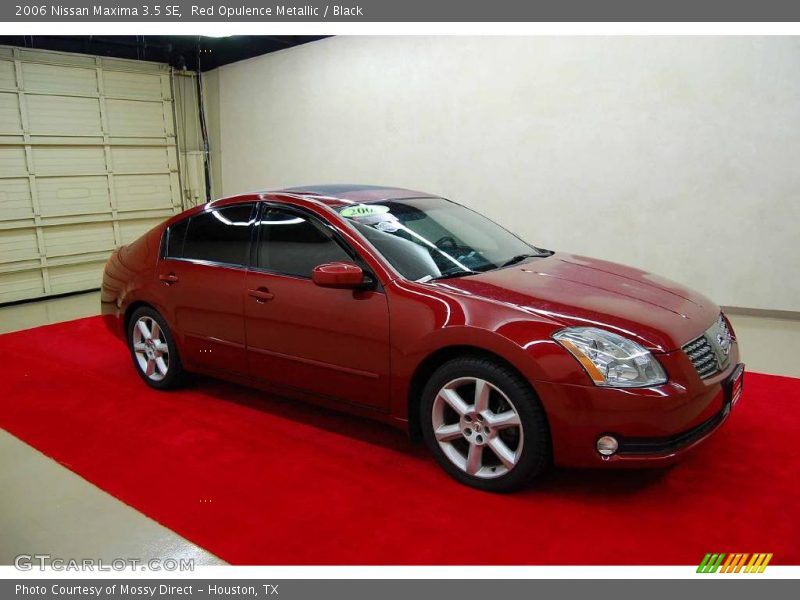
[
  {"left": 697, "top": 553, "right": 725, "bottom": 573},
  {"left": 698, "top": 553, "right": 772, "bottom": 573}
]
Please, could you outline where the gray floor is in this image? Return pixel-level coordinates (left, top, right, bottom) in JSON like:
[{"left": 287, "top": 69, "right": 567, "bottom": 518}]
[
  {"left": 0, "top": 290, "right": 102, "bottom": 335},
  {"left": 0, "top": 290, "right": 797, "bottom": 567},
  {"left": 0, "top": 430, "right": 224, "bottom": 566},
  {"left": 0, "top": 292, "right": 225, "bottom": 566}
]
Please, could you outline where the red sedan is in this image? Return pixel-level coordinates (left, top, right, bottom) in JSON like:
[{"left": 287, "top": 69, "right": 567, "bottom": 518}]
[{"left": 102, "top": 185, "right": 743, "bottom": 492}]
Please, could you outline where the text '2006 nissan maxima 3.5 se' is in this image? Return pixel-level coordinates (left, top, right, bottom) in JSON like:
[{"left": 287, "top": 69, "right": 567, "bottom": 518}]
[{"left": 102, "top": 184, "right": 744, "bottom": 492}]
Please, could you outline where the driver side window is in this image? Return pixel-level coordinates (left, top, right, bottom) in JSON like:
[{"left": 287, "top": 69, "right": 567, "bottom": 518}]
[{"left": 257, "top": 209, "right": 353, "bottom": 278}]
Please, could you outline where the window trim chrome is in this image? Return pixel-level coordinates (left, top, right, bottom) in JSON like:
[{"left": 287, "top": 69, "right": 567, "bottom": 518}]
[
  {"left": 159, "top": 201, "right": 381, "bottom": 291},
  {"left": 160, "top": 201, "right": 257, "bottom": 267}
]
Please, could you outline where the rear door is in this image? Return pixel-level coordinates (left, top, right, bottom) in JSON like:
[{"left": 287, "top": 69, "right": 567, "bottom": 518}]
[
  {"left": 244, "top": 205, "right": 391, "bottom": 410},
  {"left": 158, "top": 203, "right": 256, "bottom": 376}
]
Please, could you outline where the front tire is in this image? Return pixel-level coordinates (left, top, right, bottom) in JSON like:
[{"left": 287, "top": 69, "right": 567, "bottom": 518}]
[
  {"left": 127, "top": 307, "right": 184, "bottom": 390},
  {"left": 420, "top": 356, "right": 551, "bottom": 492}
]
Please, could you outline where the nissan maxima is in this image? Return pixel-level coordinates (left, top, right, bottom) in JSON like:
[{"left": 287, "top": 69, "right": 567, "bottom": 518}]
[{"left": 102, "top": 185, "right": 743, "bottom": 492}]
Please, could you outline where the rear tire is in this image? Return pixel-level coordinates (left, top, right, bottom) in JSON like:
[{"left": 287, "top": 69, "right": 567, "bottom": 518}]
[
  {"left": 420, "top": 356, "right": 550, "bottom": 492},
  {"left": 127, "top": 306, "right": 184, "bottom": 390}
]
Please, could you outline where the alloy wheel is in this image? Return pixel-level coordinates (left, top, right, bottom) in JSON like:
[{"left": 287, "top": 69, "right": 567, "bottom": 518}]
[
  {"left": 431, "top": 377, "right": 524, "bottom": 479},
  {"left": 132, "top": 316, "right": 170, "bottom": 382}
]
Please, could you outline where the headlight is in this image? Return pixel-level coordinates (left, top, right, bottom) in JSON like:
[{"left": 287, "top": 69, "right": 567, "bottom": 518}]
[{"left": 553, "top": 327, "right": 667, "bottom": 388}]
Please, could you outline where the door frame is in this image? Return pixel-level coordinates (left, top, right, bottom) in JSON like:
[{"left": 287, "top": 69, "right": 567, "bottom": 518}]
[{"left": 243, "top": 201, "right": 392, "bottom": 410}]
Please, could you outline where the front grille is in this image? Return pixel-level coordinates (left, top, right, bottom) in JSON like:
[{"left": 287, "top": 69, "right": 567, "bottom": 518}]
[
  {"left": 683, "top": 335, "right": 720, "bottom": 379},
  {"left": 682, "top": 313, "right": 733, "bottom": 380}
]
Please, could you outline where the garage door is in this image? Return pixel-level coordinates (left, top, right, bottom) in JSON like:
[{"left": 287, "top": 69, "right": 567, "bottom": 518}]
[{"left": 0, "top": 46, "right": 184, "bottom": 304}]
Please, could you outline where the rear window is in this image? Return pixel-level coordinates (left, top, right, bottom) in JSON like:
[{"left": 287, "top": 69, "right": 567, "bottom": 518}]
[
  {"left": 165, "top": 204, "right": 255, "bottom": 266},
  {"left": 165, "top": 219, "right": 188, "bottom": 258}
]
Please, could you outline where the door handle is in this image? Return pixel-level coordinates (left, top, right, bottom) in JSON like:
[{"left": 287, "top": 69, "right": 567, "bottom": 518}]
[
  {"left": 159, "top": 273, "right": 179, "bottom": 285},
  {"left": 248, "top": 287, "right": 274, "bottom": 303}
]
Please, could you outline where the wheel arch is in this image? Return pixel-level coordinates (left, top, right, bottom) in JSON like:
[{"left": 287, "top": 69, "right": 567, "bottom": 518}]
[
  {"left": 406, "top": 345, "right": 547, "bottom": 443},
  {"left": 123, "top": 300, "right": 159, "bottom": 336}
]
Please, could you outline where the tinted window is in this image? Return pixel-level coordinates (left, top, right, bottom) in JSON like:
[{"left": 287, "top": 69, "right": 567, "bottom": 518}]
[
  {"left": 179, "top": 204, "right": 255, "bottom": 266},
  {"left": 258, "top": 209, "right": 352, "bottom": 277},
  {"left": 165, "top": 218, "right": 188, "bottom": 258}
]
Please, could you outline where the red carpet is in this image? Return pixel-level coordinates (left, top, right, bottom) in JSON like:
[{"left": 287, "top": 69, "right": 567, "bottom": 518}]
[{"left": 1, "top": 316, "right": 798, "bottom": 565}]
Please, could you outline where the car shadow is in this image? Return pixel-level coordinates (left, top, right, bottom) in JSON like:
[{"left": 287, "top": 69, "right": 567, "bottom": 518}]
[
  {"left": 526, "top": 465, "right": 672, "bottom": 497},
  {"left": 185, "top": 374, "right": 428, "bottom": 457},
  {"left": 186, "top": 374, "right": 673, "bottom": 496}
]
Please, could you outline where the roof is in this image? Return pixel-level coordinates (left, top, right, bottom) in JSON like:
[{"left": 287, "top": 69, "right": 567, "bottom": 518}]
[{"left": 274, "top": 184, "right": 434, "bottom": 207}]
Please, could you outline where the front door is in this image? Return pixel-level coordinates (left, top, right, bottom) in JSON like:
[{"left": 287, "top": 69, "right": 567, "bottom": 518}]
[{"left": 244, "top": 207, "right": 391, "bottom": 410}]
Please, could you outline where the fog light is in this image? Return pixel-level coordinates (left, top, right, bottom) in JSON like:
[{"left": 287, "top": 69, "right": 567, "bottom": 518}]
[{"left": 596, "top": 435, "right": 619, "bottom": 456}]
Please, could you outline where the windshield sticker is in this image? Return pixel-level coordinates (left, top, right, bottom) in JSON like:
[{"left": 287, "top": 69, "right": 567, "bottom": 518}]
[
  {"left": 374, "top": 219, "right": 400, "bottom": 233},
  {"left": 340, "top": 204, "right": 391, "bottom": 218}
]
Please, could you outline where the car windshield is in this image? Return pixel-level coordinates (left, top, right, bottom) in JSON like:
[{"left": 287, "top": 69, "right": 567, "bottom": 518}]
[{"left": 336, "top": 197, "right": 549, "bottom": 281}]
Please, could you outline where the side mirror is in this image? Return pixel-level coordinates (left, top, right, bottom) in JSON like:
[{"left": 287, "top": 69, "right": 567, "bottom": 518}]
[{"left": 312, "top": 262, "right": 367, "bottom": 289}]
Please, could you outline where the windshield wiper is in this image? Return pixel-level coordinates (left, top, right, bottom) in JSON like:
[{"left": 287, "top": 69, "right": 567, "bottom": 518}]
[
  {"left": 500, "top": 254, "right": 538, "bottom": 267},
  {"left": 499, "top": 250, "right": 553, "bottom": 268},
  {"left": 430, "top": 270, "right": 479, "bottom": 281}
]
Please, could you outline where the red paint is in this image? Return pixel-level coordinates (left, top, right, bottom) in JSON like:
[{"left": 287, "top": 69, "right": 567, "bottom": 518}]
[
  {"left": 311, "top": 262, "right": 366, "bottom": 288},
  {"left": 101, "top": 187, "right": 741, "bottom": 468},
  {"left": 242, "top": 268, "right": 390, "bottom": 410},
  {"left": 0, "top": 317, "right": 797, "bottom": 565}
]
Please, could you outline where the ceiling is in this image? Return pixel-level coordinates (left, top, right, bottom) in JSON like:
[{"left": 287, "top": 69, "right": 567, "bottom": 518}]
[{"left": 0, "top": 36, "right": 328, "bottom": 71}]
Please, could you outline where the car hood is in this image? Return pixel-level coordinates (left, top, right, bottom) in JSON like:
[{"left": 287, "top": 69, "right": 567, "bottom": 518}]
[{"left": 434, "top": 253, "right": 719, "bottom": 352}]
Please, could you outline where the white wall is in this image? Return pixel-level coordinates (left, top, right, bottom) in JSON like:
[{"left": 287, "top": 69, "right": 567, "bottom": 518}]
[{"left": 212, "top": 36, "right": 800, "bottom": 311}]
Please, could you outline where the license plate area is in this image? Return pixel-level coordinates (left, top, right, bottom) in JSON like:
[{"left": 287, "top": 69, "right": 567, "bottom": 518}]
[{"left": 725, "top": 363, "right": 745, "bottom": 410}]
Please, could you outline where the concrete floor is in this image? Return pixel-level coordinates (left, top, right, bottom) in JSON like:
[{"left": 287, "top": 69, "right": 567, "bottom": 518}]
[
  {"left": 724, "top": 312, "right": 800, "bottom": 379},
  {"left": 0, "top": 290, "right": 797, "bottom": 567},
  {"left": 0, "top": 291, "right": 102, "bottom": 336},
  {"left": 0, "top": 430, "right": 224, "bottom": 566},
  {"left": 0, "top": 291, "right": 224, "bottom": 566}
]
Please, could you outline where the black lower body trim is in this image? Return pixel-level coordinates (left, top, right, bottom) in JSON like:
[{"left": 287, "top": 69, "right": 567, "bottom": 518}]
[{"left": 617, "top": 410, "right": 725, "bottom": 455}]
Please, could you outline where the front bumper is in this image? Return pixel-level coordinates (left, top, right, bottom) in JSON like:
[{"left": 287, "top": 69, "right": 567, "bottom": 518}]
[{"left": 536, "top": 344, "right": 743, "bottom": 468}]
